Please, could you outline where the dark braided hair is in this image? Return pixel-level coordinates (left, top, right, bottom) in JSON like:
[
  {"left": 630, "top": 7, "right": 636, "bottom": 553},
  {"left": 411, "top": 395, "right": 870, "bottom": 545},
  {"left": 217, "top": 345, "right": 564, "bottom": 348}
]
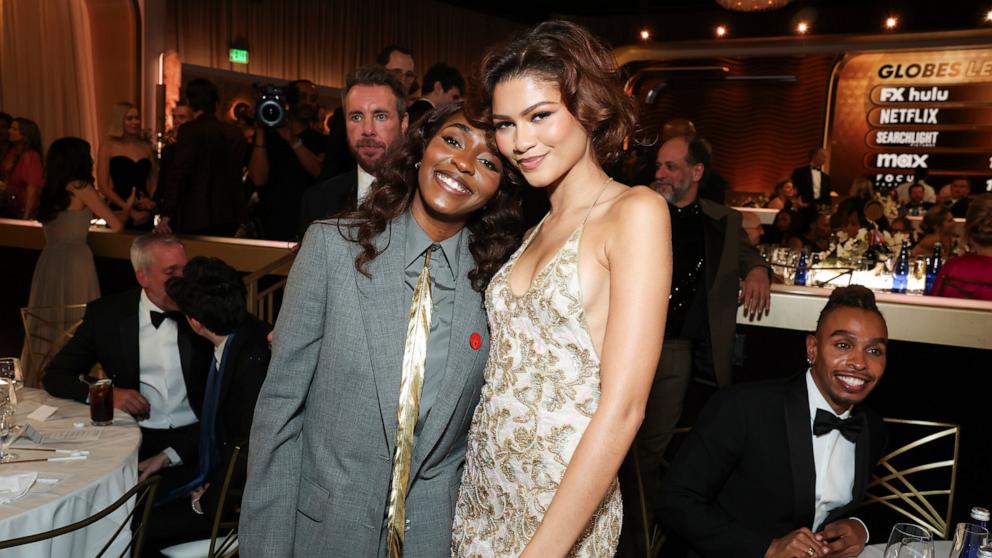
[
  {"left": 815, "top": 285, "right": 885, "bottom": 333},
  {"left": 336, "top": 101, "right": 524, "bottom": 292}
]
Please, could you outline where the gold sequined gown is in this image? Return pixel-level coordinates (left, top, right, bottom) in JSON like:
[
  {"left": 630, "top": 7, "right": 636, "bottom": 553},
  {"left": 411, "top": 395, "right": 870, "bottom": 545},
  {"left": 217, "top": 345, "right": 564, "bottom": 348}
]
[{"left": 451, "top": 218, "right": 622, "bottom": 557}]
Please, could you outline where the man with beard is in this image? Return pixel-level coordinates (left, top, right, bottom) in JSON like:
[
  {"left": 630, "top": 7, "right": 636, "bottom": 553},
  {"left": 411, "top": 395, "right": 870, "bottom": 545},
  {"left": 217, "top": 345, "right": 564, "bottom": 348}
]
[
  {"left": 249, "top": 79, "right": 327, "bottom": 240},
  {"left": 299, "top": 65, "right": 408, "bottom": 234},
  {"left": 618, "top": 134, "right": 770, "bottom": 557}
]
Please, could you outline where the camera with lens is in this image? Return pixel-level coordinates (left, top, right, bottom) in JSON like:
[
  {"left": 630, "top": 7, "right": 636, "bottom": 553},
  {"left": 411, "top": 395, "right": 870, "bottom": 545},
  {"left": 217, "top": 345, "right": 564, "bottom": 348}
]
[{"left": 254, "top": 83, "right": 289, "bottom": 128}]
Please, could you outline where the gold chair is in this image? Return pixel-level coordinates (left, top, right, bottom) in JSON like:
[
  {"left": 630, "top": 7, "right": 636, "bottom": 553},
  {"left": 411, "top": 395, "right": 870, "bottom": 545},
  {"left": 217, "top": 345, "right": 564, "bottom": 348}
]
[
  {"left": 160, "top": 445, "right": 245, "bottom": 558},
  {"left": 0, "top": 475, "right": 160, "bottom": 557},
  {"left": 860, "top": 418, "right": 961, "bottom": 539},
  {"left": 19, "top": 304, "right": 88, "bottom": 384}
]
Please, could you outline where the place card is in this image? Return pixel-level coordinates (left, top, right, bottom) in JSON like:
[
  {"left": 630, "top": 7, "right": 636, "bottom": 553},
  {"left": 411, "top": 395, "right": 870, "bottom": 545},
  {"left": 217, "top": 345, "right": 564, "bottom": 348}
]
[{"left": 26, "top": 405, "right": 57, "bottom": 422}]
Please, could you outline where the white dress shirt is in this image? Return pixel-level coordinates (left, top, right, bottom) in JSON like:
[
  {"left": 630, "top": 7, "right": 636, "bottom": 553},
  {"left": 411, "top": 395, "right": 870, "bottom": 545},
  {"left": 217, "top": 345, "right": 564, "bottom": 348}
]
[
  {"left": 137, "top": 291, "right": 199, "bottom": 465},
  {"left": 811, "top": 168, "right": 823, "bottom": 201},
  {"left": 806, "top": 371, "right": 868, "bottom": 540},
  {"left": 356, "top": 165, "right": 376, "bottom": 206}
]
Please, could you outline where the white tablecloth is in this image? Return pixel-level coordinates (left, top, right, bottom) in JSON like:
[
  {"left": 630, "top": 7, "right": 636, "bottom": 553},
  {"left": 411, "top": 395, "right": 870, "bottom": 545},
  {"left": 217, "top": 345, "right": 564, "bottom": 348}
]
[
  {"left": 0, "top": 388, "right": 141, "bottom": 557},
  {"left": 859, "top": 540, "right": 953, "bottom": 556}
]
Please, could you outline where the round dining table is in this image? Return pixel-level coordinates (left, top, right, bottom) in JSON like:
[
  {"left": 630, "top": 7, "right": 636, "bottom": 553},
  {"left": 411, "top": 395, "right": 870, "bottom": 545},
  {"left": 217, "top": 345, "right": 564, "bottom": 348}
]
[
  {"left": 858, "top": 540, "right": 953, "bottom": 556},
  {"left": 0, "top": 388, "right": 141, "bottom": 557}
]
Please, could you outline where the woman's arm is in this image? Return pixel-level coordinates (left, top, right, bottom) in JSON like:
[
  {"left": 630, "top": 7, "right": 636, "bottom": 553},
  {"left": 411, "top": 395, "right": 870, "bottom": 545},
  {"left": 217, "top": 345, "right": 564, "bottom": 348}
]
[
  {"left": 72, "top": 182, "right": 131, "bottom": 232},
  {"left": 522, "top": 188, "right": 672, "bottom": 556},
  {"left": 96, "top": 141, "right": 128, "bottom": 208}
]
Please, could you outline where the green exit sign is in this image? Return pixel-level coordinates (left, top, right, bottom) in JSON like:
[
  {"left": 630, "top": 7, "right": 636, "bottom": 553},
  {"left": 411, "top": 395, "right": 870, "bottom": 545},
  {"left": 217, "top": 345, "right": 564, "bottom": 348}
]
[{"left": 229, "top": 49, "right": 249, "bottom": 64}]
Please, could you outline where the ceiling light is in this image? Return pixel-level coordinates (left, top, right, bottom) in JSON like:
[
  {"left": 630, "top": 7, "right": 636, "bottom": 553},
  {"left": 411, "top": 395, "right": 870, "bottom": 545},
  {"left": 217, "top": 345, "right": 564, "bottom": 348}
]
[
  {"left": 796, "top": 21, "right": 810, "bottom": 34},
  {"left": 885, "top": 16, "right": 898, "bottom": 30},
  {"left": 640, "top": 29, "right": 651, "bottom": 40},
  {"left": 716, "top": 0, "right": 792, "bottom": 11},
  {"left": 715, "top": 25, "right": 728, "bottom": 37}
]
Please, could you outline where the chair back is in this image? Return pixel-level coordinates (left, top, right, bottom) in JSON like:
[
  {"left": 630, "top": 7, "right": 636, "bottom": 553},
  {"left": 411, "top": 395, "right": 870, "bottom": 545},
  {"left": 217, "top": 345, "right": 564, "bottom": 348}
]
[
  {"left": 0, "top": 475, "right": 161, "bottom": 557},
  {"left": 860, "top": 418, "right": 960, "bottom": 539},
  {"left": 20, "top": 304, "right": 88, "bottom": 383},
  {"left": 209, "top": 445, "right": 246, "bottom": 557}
]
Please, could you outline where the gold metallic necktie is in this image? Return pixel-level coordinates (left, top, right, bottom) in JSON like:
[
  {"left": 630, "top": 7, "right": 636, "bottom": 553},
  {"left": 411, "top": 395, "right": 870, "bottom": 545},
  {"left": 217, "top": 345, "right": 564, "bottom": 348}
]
[{"left": 386, "top": 246, "right": 434, "bottom": 558}]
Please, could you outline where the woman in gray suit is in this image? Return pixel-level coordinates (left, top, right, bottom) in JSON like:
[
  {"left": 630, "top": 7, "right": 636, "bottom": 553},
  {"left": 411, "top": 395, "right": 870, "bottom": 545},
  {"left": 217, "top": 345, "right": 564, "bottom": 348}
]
[{"left": 241, "top": 101, "right": 524, "bottom": 557}]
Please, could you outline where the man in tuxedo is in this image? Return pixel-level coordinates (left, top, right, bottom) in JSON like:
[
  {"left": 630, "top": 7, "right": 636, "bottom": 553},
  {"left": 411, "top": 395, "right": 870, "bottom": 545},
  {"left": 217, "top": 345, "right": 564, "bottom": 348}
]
[
  {"left": 155, "top": 78, "right": 248, "bottom": 237},
  {"left": 618, "top": 134, "right": 771, "bottom": 556},
  {"left": 899, "top": 183, "right": 935, "bottom": 217},
  {"left": 947, "top": 177, "right": 972, "bottom": 218},
  {"left": 299, "top": 65, "right": 408, "bottom": 233},
  {"left": 405, "top": 63, "right": 465, "bottom": 125},
  {"left": 42, "top": 234, "right": 212, "bottom": 489},
  {"left": 792, "top": 147, "right": 832, "bottom": 207},
  {"left": 143, "top": 256, "right": 271, "bottom": 554},
  {"left": 658, "top": 285, "right": 889, "bottom": 558}
]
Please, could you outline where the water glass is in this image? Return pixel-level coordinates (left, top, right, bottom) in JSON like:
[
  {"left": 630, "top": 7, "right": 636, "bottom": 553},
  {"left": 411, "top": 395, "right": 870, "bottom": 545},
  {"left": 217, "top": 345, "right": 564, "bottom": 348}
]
[
  {"left": 884, "top": 523, "right": 934, "bottom": 558},
  {"left": 0, "top": 358, "right": 21, "bottom": 389},
  {"left": 0, "top": 413, "right": 20, "bottom": 463},
  {"left": 949, "top": 523, "right": 989, "bottom": 558}
]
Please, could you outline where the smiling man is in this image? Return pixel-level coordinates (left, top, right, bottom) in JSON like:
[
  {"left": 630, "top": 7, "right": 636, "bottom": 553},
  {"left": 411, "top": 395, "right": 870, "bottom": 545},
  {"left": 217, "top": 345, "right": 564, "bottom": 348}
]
[
  {"left": 299, "top": 65, "right": 408, "bottom": 234},
  {"left": 657, "top": 285, "right": 890, "bottom": 558}
]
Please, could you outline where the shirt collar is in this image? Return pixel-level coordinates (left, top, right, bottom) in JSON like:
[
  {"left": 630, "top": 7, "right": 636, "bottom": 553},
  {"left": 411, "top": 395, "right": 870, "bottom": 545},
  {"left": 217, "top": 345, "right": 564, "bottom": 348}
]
[
  {"left": 404, "top": 209, "right": 462, "bottom": 281},
  {"left": 357, "top": 165, "right": 375, "bottom": 188},
  {"left": 669, "top": 200, "right": 702, "bottom": 219},
  {"left": 213, "top": 335, "right": 231, "bottom": 370},
  {"left": 139, "top": 289, "right": 165, "bottom": 320},
  {"left": 806, "top": 369, "right": 852, "bottom": 423}
]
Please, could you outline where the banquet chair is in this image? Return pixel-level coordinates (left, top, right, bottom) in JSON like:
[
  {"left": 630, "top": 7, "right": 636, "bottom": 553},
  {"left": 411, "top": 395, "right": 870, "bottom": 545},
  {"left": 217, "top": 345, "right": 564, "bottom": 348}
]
[
  {"left": 859, "top": 418, "right": 960, "bottom": 539},
  {"left": 0, "top": 474, "right": 161, "bottom": 557},
  {"left": 20, "top": 304, "right": 87, "bottom": 379},
  {"left": 161, "top": 446, "right": 244, "bottom": 558}
]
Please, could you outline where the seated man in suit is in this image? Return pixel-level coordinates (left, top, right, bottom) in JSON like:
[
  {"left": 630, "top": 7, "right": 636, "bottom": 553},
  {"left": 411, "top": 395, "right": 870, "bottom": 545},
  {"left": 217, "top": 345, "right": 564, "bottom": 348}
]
[
  {"left": 299, "top": 65, "right": 408, "bottom": 234},
  {"left": 658, "top": 285, "right": 889, "bottom": 558},
  {"left": 143, "top": 256, "right": 271, "bottom": 553},
  {"left": 42, "top": 234, "right": 212, "bottom": 491}
]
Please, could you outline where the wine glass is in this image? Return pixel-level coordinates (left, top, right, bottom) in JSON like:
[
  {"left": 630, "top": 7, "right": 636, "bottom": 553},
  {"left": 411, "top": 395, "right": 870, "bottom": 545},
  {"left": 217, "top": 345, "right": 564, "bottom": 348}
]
[
  {"left": 0, "top": 358, "right": 23, "bottom": 390},
  {"left": 884, "top": 523, "right": 934, "bottom": 558},
  {"left": 949, "top": 523, "right": 989, "bottom": 558},
  {"left": 0, "top": 406, "right": 20, "bottom": 463}
]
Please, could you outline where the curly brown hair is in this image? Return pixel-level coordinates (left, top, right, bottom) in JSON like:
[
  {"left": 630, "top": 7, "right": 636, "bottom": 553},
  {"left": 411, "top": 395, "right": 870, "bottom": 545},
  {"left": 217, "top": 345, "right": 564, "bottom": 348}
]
[
  {"left": 965, "top": 194, "right": 992, "bottom": 247},
  {"left": 335, "top": 101, "right": 524, "bottom": 292},
  {"left": 474, "top": 20, "right": 637, "bottom": 165}
]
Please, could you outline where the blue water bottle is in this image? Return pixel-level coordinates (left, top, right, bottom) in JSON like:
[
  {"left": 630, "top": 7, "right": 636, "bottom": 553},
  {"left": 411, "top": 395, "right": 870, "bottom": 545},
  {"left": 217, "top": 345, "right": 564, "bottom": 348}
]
[
  {"left": 925, "top": 242, "right": 943, "bottom": 295},
  {"left": 891, "top": 239, "right": 910, "bottom": 293},
  {"left": 794, "top": 249, "right": 808, "bottom": 286}
]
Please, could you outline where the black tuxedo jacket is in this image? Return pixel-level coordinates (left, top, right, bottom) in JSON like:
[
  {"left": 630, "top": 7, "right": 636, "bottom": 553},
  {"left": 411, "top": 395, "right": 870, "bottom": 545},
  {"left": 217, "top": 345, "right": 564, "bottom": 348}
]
[
  {"left": 159, "top": 114, "right": 248, "bottom": 233},
  {"left": 42, "top": 289, "right": 213, "bottom": 458},
  {"left": 791, "top": 165, "right": 833, "bottom": 205},
  {"left": 298, "top": 169, "right": 358, "bottom": 236},
  {"left": 199, "top": 317, "right": 271, "bottom": 519},
  {"left": 658, "top": 374, "right": 888, "bottom": 558},
  {"left": 699, "top": 199, "right": 769, "bottom": 386}
]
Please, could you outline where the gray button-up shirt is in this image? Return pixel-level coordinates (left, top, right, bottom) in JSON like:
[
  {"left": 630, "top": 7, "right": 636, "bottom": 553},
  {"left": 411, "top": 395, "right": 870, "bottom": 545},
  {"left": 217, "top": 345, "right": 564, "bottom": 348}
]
[{"left": 403, "top": 214, "right": 462, "bottom": 440}]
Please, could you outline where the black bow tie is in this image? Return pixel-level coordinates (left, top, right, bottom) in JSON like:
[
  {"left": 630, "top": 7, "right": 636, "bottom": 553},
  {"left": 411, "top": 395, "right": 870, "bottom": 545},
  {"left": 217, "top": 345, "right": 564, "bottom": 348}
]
[
  {"left": 813, "top": 408, "right": 862, "bottom": 443},
  {"left": 150, "top": 310, "right": 180, "bottom": 329}
]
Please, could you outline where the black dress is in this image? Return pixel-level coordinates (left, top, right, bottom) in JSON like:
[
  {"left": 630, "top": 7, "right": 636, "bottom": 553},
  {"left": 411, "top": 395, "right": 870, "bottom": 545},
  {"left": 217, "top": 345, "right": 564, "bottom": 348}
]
[{"left": 109, "top": 156, "right": 152, "bottom": 201}]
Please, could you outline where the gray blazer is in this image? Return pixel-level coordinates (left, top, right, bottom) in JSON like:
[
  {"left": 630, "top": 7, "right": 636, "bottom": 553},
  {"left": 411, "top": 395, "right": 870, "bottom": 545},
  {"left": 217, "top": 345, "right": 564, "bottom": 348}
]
[{"left": 240, "top": 211, "right": 490, "bottom": 557}]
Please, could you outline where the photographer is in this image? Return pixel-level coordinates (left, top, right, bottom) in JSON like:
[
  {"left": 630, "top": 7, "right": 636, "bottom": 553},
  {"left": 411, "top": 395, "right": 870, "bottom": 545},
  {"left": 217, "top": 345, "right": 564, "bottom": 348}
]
[{"left": 248, "top": 79, "right": 326, "bottom": 240}]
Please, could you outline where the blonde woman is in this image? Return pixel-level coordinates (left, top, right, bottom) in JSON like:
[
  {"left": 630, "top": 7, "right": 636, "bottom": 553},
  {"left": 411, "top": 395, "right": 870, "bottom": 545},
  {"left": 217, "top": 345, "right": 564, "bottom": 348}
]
[{"left": 97, "top": 102, "right": 156, "bottom": 226}]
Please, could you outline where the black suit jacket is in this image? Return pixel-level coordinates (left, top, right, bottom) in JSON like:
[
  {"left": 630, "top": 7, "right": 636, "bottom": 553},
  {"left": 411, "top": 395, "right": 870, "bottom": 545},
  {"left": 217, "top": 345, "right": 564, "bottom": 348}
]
[
  {"left": 699, "top": 199, "right": 770, "bottom": 386},
  {"left": 199, "top": 317, "right": 271, "bottom": 519},
  {"left": 298, "top": 170, "right": 358, "bottom": 236},
  {"left": 41, "top": 289, "right": 213, "bottom": 459},
  {"left": 658, "top": 374, "right": 888, "bottom": 558},
  {"left": 159, "top": 114, "right": 248, "bottom": 233},
  {"left": 792, "top": 165, "right": 832, "bottom": 206}
]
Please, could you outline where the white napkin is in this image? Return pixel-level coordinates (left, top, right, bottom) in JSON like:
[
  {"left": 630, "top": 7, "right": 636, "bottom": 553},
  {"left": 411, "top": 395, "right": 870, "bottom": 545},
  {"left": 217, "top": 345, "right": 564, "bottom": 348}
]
[{"left": 0, "top": 472, "right": 37, "bottom": 504}]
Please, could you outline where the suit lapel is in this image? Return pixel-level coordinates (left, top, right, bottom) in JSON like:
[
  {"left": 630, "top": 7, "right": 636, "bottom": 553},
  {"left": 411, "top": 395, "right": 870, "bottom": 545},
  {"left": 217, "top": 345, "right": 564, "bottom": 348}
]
[
  {"left": 784, "top": 374, "right": 816, "bottom": 529},
  {"left": 356, "top": 213, "right": 409, "bottom": 458},
  {"left": 410, "top": 235, "right": 485, "bottom": 476},
  {"left": 699, "top": 200, "right": 727, "bottom": 298}
]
